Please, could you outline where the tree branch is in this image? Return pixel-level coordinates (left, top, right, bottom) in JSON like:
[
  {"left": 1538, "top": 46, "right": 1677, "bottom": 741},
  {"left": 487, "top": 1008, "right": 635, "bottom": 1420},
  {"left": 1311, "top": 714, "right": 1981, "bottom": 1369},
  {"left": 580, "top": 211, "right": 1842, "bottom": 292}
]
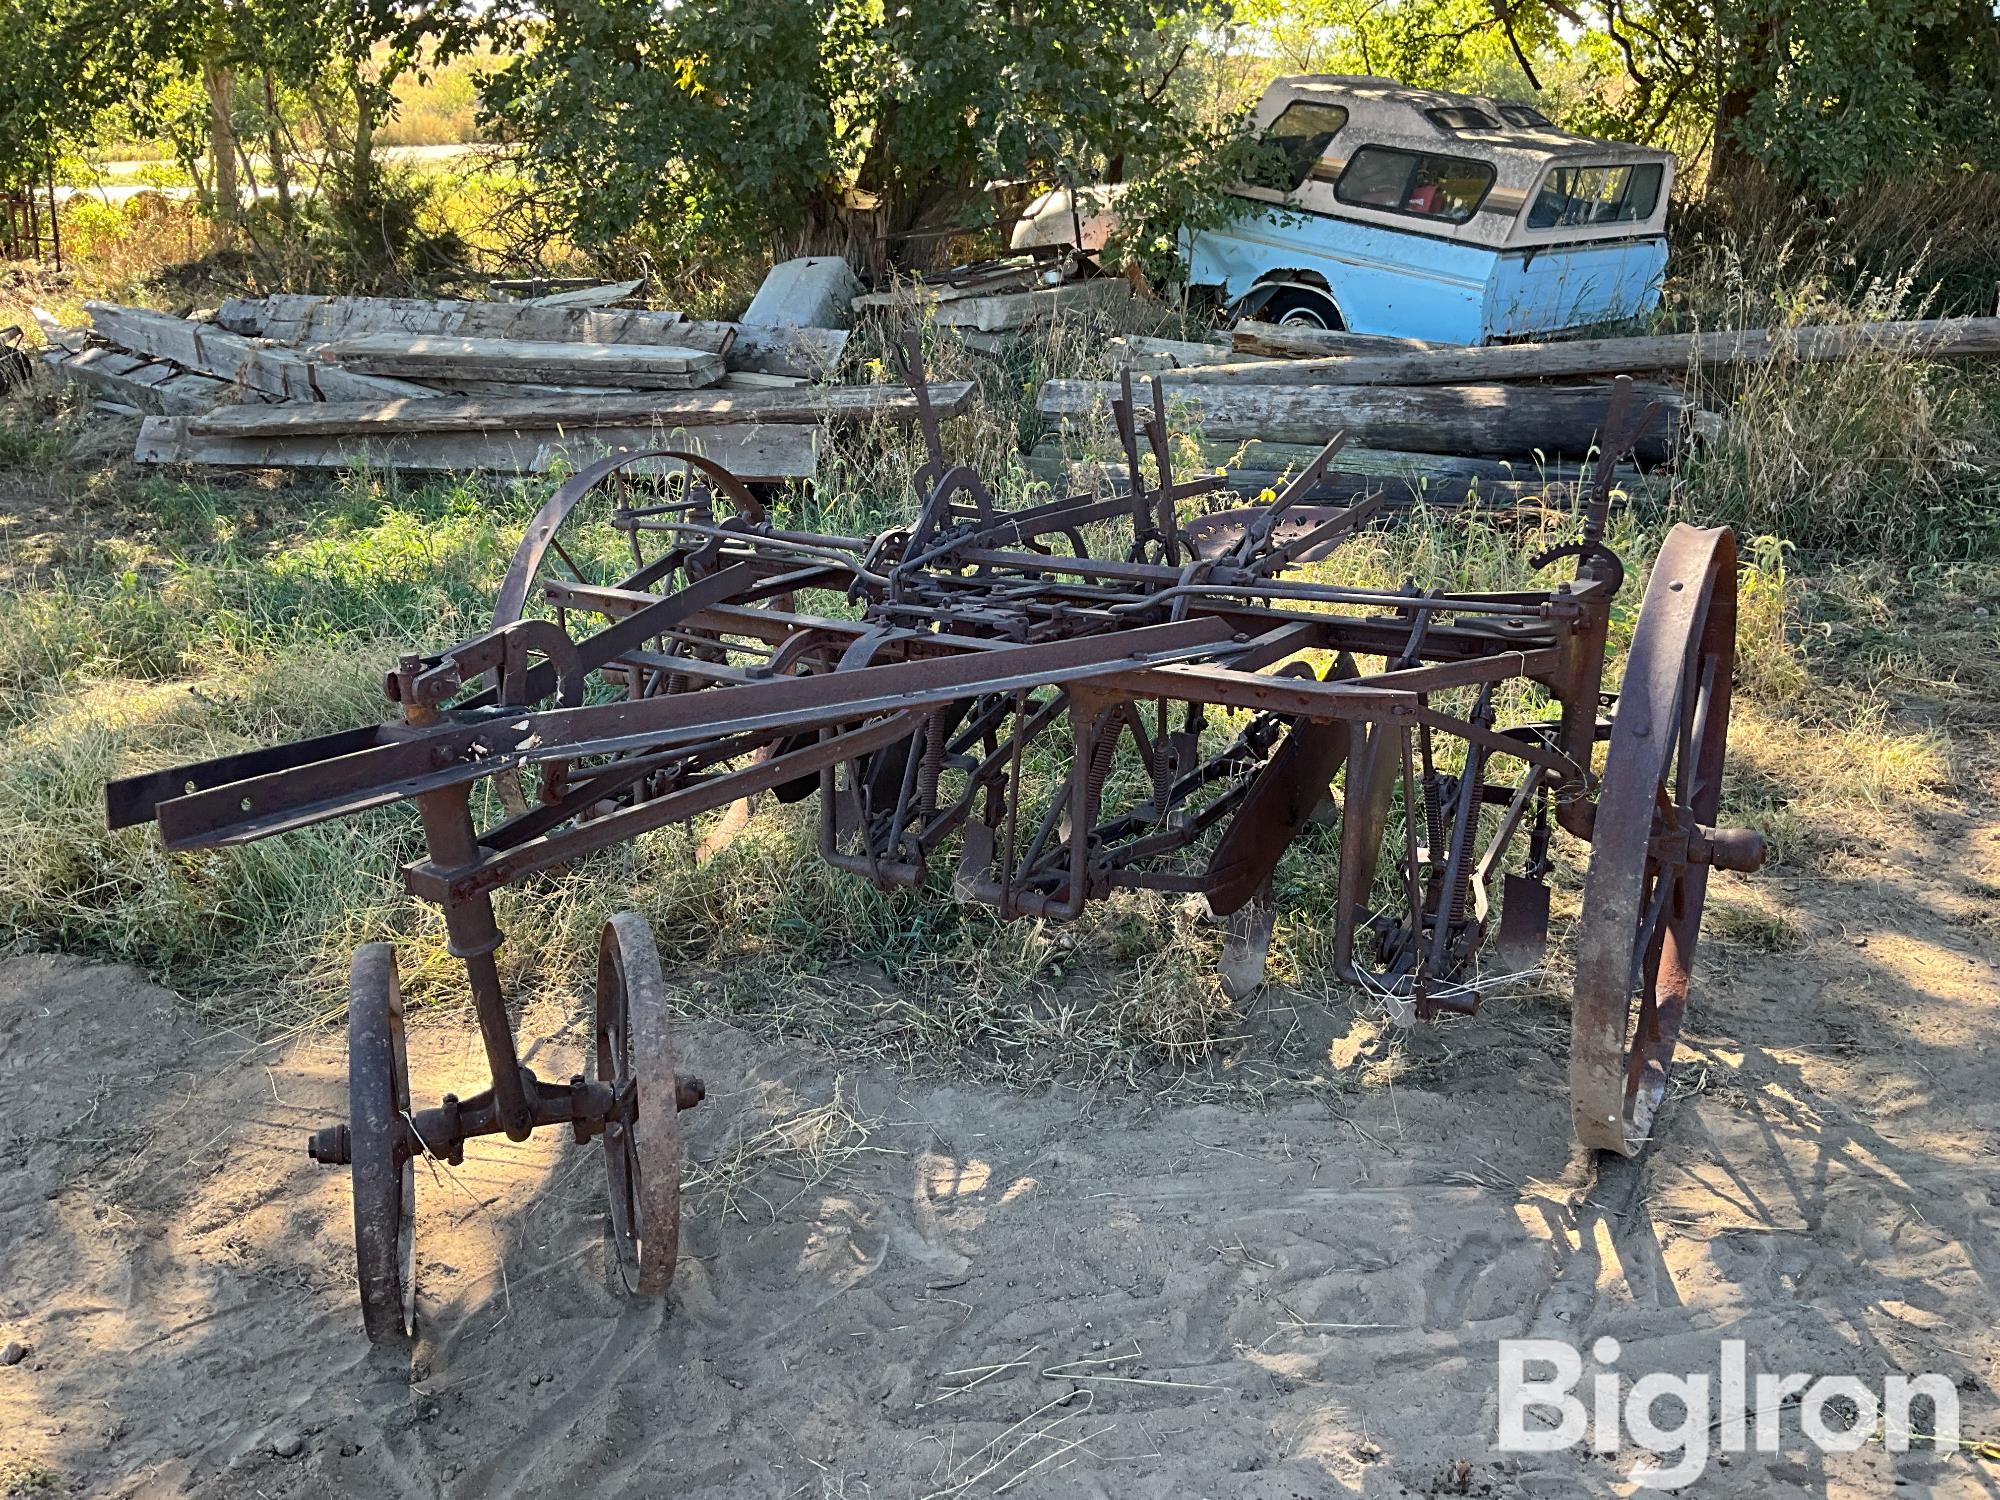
[{"left": 1494, "top": 0, "right": 1543, "bottom": 90}]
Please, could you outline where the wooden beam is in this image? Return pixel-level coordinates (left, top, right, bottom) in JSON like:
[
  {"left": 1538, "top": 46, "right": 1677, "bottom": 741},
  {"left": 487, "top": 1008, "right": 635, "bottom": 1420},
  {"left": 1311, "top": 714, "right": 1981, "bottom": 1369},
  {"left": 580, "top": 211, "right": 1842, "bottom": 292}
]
[
  {"left": 183, "top": 380, "right": 975, "bottom": 439},
  {"left": 211, "top": 295, "right": 729, "bottom": 354},
  {"left": 317, "top": 334, "right": 726, "bottom": 389},
  {"left": 926, "top": 278, "right": 1132, "bottom": 332},
  {"left": 211, "top": 294, "right": 843, "bottom": 376},
  {"left": 1037, "top": 378, "right": 1683, "bottom": 462},
  {"left": 703, "top": 321, "right": 848, "bottom": 378},
  {"left": 526, "top": 278, "right": 643, "bottom": 307},
  {"left": 45, "top": 345, "right": 243, "bottom": 416},
  {"left": 1105, "top": 334, "right": 1259, "bottom": 371},
  {"left": 134, "top": 419, "right": 819, "bottom": 480},
  {"left": 84, "top": 303, "right": 434, "bottom": 403},
  {"left": 1207, "top": 316, "right": 2000, "bottom": 386}
]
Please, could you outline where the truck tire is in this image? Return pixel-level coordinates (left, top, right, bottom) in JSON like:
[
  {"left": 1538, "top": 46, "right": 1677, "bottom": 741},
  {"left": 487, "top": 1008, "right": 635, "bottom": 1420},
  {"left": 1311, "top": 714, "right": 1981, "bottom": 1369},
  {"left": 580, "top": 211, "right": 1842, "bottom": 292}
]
[{"left": 1257, "top": 287, "right": 1343, "bottom": 330}]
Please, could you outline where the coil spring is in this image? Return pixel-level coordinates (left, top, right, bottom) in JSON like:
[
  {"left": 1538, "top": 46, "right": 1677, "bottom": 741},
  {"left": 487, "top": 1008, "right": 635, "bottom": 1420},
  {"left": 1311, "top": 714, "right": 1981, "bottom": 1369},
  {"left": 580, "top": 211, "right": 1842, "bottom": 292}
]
[
  {"left": 918, "top": 710, "right": 947, "bottom": 816},
  {"left": 1085, "top": 709, "right": 1122, "bottom": 824}
]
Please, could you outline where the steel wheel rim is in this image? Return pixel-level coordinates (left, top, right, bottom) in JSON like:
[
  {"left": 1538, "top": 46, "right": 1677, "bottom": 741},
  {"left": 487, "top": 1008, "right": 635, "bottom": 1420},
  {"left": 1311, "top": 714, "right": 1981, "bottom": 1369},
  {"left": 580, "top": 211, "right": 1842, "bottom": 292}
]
[
  {"left": 1571, "top": 525, "right": 1738, "bottom": 1155},
  {"left": 348, "top": 943, "right": 416, "bottom": 1343},
  {"left": 594, "top": 912, "right": 682, "bottom": 1295}
]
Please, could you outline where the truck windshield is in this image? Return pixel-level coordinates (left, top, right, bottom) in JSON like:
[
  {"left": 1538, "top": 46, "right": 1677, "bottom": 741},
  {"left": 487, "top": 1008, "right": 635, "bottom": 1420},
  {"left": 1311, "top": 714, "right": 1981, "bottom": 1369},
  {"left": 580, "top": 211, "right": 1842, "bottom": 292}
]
[
  {"left": 1527, "top": 163, "right": 1664, "bottom": 229},
  {"left": 1254, "top": 102, "right": 1350, "bottom": 192}
]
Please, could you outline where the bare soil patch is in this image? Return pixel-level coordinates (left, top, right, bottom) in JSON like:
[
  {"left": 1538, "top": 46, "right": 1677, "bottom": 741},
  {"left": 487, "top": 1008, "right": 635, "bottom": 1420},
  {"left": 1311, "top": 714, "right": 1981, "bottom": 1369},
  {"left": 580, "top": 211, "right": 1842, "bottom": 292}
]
[{"left": 3, "top": 743, "right": 1997, "bottom": 1499}]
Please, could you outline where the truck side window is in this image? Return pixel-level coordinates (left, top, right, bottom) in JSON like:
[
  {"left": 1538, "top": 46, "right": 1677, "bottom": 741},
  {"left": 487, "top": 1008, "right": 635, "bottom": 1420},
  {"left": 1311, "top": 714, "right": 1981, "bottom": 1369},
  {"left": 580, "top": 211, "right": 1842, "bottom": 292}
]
[
  {"left": 1499, "top": 104, "right": 1552, "bottom": 128},
  {"left": 1333, "top": 146, "right": 1494, "bottom": 224},
  {"left": 1527, "top": 163, "right": 1664, "bottom": 229},
  {"left": 1253, "top": 102, "right": 1351, "bottom": 192},
  {"left": 1426, "top": 107, "right": 1500, "bottom": 131}
]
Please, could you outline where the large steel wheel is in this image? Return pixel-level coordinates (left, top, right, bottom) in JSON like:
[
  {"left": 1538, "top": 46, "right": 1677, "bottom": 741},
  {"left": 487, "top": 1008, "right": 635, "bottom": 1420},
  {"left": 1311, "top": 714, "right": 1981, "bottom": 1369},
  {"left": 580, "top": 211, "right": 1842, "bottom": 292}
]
[
  {"left": 348, "top": 944, "right": 417, "bottom": 1343},
  {"left": 493, "top": 449, "right": 768, "bottom": 641},
  {"left": 488, "top": 449, "right": 793, "bottom": 824},
  {"left": 1571, "top": 525, "right": 1764, "bottom": 1155},
  {"left": 594, "top": 912, "right": 683, "bottom": 1295}
]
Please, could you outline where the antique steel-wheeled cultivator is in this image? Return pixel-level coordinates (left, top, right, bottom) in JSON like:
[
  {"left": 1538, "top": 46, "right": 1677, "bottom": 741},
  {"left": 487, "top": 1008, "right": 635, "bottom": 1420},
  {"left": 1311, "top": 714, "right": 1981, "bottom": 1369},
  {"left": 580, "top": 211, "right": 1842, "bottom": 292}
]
[{"left": 108, "top": 353, "right": 1764, "bottom": 1342}]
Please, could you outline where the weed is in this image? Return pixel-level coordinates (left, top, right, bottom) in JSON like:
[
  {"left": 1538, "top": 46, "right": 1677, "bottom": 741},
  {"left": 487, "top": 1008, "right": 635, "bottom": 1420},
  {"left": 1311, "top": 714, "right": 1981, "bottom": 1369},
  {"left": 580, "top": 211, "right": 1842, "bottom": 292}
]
[{"left": 1706, "top": 898, "right": 1805, "bottom": 952}]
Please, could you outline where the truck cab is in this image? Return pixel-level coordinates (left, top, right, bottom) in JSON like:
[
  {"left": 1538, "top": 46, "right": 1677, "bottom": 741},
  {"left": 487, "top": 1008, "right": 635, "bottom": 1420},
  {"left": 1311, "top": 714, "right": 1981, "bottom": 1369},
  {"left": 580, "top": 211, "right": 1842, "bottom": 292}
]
[{"left": 1016, "top": 75, "right": 1675, "bottom": 346}]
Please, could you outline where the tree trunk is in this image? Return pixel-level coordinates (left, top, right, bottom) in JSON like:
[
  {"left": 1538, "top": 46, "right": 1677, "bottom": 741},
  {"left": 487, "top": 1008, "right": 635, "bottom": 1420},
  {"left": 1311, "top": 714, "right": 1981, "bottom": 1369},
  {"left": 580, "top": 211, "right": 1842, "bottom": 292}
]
[
  {"left": 203, "top": 57, "right": 239, "bottom": 221},
  {"left": 1713, "top": 16, "right": 1775, "bottom": 182},
  {"left": 264, "top": 72, "right": 292, "bottom": 218},
  {"left": 1036, "top": 378, "right": 1685, "bottom": 463},
  {"left": 350, "top": 74, "right": 375, "bottom": 208}
]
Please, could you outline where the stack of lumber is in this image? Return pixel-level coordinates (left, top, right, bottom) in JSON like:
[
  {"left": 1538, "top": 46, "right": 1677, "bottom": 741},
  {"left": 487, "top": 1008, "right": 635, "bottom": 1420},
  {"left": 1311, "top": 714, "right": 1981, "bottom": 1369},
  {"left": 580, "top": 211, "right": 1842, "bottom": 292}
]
[
  {"left": 1037, "top": 313, "right": 2000, "bottom": 482},
  {"left": 44, "top": 285, "right": 956, "bottom": 481}
]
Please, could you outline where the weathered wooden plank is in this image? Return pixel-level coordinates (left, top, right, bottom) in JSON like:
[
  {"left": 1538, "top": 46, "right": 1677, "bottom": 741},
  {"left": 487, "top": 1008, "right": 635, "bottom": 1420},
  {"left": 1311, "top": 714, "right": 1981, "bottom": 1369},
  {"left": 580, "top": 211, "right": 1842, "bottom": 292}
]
[
  {"left": 212, "top": 294, "right": 854, "bottom": 378},
  {"left": 184, "top": 380, "right": 973, "bottom": 439},
  {"left": 925, "top": 278, "right": 1133, "bottom": 332},
  {"left": 853, "top": 268, "right": 1044, "bottom": 310},
  {"left": 450, "top": 306, "right": 723, "bottom": 352},
  {"left": 134, "top": 418, "right": 819, "bottom": 480},
  {"left": 318, "top": 334, "right": 726, "bottom": 389},
  {"left": 1105, "top": 335, "right": 1260, "bottom": 371},
  {"left": 1205, "top": 315, "right": 2000, "bottom": 386},
  {"left": 213, "top": 295, "right": 726, "bottom": 354},
  {"left": 85, "top": 303, "right": 434, "bottom": 403},
  {"left": 526, "top": 278, "right": 644, "bottom": 308},
  {"left": 44, "top": 344, "right": 240, "bottom": 415},
  {"left": 706, "top": 322, "right": 848, "bottom": 378},
  {"left": 31, "top": 305, "right": 85, "bottom": 352},
  {"left": 1037, "top": 377, "right": 1682, "bottom": 462},
  {"left": 1229, "top": 321, "right": 1450, "bottom": 358},
  {"left": 719, "top": 370, "right": 809, "bottom": 390}
]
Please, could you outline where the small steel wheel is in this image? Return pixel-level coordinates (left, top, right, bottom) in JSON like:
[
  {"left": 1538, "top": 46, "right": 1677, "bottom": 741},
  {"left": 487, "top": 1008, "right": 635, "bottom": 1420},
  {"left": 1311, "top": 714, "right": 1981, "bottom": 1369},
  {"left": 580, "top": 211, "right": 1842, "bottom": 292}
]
[
  {"left": 348, "top": 944, "right": 417, "bottom": 1343},
  {"left": 594, "top": 912, "right": 683, "bottom": 1294},
  {"left": 1572, "top": 525, "right": 1763, "bottom": 1155}
]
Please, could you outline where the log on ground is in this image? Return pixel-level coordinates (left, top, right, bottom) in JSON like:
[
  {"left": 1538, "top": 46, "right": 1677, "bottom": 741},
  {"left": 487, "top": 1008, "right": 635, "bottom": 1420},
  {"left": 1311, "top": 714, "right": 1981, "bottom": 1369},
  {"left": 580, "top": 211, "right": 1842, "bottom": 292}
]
[
  {"left": 1206, "top": 316, "right": 2000, "bottom": 386},
  {"left": 1229, "top": 321, "right": 1451, "bottom": 358},
  {"left": 1036, "top": 378, "right": 1682, "bottom": 462}
]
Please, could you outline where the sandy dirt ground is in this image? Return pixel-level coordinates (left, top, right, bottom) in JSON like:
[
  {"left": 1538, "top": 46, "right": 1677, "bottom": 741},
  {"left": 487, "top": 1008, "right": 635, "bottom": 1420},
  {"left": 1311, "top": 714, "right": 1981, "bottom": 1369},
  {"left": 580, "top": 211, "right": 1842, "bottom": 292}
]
[{"left": 3, "top": 782, "right": 1998, "bottom": 1498}]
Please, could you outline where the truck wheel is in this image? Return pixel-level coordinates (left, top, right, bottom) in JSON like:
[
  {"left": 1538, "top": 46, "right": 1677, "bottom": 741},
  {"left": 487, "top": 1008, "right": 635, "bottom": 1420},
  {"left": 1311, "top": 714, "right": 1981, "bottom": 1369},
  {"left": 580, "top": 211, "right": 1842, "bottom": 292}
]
[{"left": 1257, "top": 288, "right": 1342, "bottom": 330}]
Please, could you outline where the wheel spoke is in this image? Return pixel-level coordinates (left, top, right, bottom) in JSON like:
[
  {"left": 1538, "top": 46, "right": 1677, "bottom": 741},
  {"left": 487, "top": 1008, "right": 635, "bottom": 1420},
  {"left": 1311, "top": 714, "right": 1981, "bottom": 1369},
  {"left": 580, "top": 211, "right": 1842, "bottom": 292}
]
[
  {"left": 1677, "top": 653, "right": 1718, "bottom": 809},
  {"left": 549, "top": 535, "right": 588, "bottom": 585},
  {"left": 1625, "top": 865, "right": 1676, "bottom": 998}
]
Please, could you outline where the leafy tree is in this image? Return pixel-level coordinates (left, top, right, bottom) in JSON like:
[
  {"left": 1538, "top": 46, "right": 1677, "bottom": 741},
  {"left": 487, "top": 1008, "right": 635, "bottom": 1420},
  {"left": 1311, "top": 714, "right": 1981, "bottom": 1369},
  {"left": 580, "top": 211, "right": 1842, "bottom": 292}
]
[
  {"left": 0, "top": 0, "right": 125, "bottom": 194},
  {"left": 482, "top": 0, "right": 1229, "bottom": 269}
]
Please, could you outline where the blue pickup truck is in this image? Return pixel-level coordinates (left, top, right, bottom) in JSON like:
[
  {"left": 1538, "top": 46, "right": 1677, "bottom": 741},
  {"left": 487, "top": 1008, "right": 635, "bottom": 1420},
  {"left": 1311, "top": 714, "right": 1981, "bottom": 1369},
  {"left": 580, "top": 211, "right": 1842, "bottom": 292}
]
[{"left": 1013, "top": 75, "right": 1676, "bottom": 346}]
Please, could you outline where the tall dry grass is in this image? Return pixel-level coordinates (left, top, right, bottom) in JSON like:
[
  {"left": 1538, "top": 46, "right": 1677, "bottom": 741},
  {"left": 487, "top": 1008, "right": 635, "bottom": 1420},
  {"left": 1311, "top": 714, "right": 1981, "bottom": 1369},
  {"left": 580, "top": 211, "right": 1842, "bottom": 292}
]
[{"left": 1664, "top": 223, "right": 2000, "bottom": 557}]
